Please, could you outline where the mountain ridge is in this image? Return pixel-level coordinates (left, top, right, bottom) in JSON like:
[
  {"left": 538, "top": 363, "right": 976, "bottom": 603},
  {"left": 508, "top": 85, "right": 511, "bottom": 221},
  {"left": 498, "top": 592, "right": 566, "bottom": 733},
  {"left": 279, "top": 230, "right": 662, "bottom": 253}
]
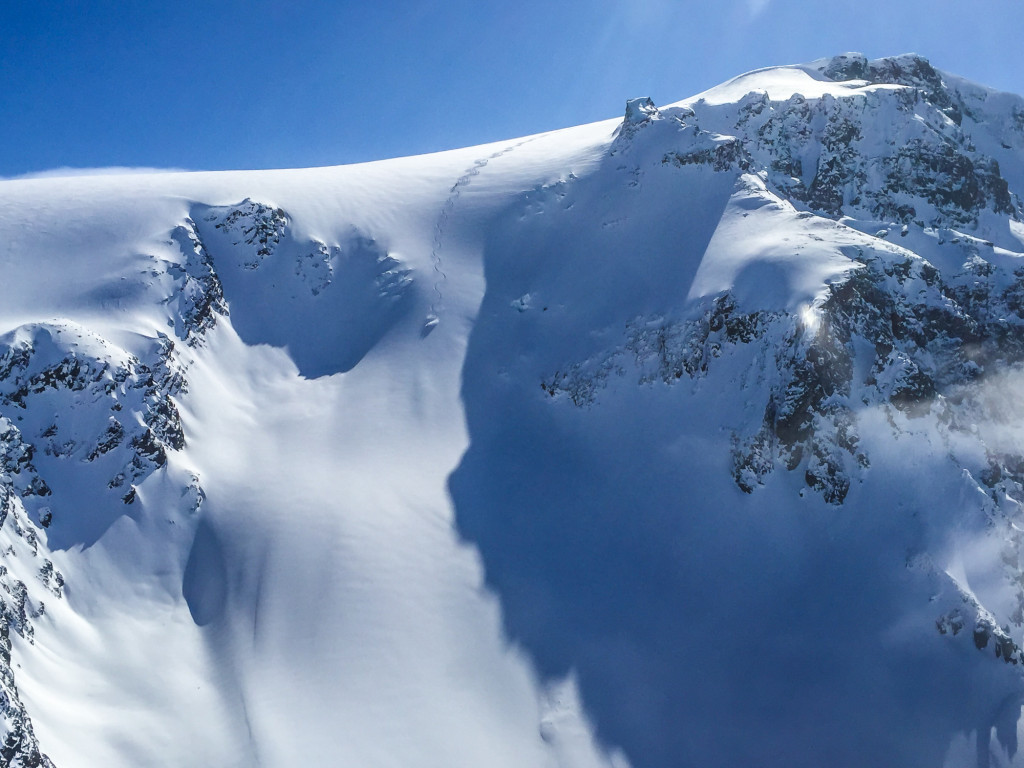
[{"left": 2, "top": 53, "right": 1024, "bottom": 767}]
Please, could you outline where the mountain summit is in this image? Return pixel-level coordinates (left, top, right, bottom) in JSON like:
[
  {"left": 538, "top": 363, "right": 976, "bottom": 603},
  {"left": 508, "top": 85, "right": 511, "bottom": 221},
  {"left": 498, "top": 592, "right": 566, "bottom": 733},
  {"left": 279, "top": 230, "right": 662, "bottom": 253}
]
[{"left": 2, "top": 53, "right": 1024, "bottom": 767}]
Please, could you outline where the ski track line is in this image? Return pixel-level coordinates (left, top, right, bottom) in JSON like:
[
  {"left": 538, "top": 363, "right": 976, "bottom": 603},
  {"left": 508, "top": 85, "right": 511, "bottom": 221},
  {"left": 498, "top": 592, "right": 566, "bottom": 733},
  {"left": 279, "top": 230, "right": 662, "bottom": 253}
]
[{"left": 425, "top": 136, "right": 543, "bottom": 330}]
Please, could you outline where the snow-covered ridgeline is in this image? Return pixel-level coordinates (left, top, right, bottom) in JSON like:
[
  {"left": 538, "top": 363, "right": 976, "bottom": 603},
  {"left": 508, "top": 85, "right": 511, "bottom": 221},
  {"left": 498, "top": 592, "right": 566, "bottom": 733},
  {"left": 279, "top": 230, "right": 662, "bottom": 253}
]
[{"left": 1, "top": 53, "right": 1024, "bottom": 767}]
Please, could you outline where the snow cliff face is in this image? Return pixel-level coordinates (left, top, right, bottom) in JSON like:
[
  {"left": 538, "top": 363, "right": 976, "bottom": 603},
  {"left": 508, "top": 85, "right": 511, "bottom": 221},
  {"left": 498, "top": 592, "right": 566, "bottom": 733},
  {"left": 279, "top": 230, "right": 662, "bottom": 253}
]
[{"left": 3, "top": 53, "right": 1024, "bottom": 767}]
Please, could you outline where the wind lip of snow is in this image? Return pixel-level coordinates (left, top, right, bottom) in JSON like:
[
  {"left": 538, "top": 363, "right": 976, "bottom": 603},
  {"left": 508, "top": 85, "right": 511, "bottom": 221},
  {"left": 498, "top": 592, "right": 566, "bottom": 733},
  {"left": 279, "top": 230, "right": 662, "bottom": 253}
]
[
  {"left": 673, "top": 55, "right": 963, "bottom": 110},
  {"left": 675, "top": 64, "right": 871, "bottom": 108},
  {"left": 676, "top": 52, "right": 1022, "bottom": 116}
]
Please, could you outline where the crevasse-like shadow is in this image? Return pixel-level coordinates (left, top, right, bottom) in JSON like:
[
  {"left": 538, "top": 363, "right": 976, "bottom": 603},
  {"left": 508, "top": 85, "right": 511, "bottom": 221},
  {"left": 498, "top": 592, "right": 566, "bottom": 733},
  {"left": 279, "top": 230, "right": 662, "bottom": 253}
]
[{"left": 449, "top": 155, "right": 1018, "bottom": 766}]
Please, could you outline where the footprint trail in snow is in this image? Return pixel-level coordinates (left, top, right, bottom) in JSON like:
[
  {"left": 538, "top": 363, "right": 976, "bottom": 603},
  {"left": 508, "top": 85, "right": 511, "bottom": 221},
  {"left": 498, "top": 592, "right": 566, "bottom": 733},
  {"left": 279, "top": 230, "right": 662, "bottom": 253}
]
[{"left": 423, "top": 136, "right": 541, "bottom": 333}]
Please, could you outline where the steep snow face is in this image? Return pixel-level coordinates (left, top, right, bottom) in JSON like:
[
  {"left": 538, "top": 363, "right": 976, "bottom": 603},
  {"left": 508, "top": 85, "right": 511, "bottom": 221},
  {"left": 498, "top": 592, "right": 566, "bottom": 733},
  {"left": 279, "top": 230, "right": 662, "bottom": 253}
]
[
  {"left": 3, "top": 53, "right": 1024, "bottom": 768},
  {"left": 0, "top": 127, "right": 622, "bottom": 768},
  {"left": 454, "top": 54, "right": 1024, "bottom": 768}
]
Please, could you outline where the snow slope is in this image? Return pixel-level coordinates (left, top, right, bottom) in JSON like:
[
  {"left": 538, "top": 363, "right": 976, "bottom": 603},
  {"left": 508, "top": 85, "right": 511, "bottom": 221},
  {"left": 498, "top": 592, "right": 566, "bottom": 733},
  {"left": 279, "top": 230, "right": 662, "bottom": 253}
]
[{"left": 2, "top": 53, "right": 1024, "bottom": 767}]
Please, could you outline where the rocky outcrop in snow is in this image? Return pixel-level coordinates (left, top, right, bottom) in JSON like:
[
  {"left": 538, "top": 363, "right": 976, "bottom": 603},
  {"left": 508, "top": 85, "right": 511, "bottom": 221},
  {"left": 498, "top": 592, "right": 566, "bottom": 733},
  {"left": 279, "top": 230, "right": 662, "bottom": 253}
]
[
  {"left": 0, "top": 213, "right": 231, "bottom": 762},
  {"left": 534, "top": 57, "right": 1024, "bottom": 687}
]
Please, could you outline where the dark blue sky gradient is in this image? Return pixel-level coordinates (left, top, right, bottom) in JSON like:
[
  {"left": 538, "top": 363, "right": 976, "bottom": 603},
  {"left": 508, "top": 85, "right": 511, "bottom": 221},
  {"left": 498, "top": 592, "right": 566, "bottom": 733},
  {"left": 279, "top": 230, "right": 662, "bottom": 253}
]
[{"left": 4, "top": 0, "right": 1024, "bottom": 175}]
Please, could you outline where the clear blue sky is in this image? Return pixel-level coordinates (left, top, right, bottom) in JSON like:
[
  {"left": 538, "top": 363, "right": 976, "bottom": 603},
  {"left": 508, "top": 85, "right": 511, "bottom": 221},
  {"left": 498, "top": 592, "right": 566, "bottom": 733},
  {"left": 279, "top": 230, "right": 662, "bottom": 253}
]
[{"left": 3, "top": 0, "right": 1024, "bottom": 176}]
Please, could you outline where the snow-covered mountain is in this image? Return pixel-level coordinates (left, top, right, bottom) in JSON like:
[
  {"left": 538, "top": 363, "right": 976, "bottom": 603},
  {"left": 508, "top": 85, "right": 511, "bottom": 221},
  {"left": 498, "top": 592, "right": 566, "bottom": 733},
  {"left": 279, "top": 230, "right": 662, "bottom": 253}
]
[{"left": 3, "top": 53, "right": 1024, "bottom": 767}]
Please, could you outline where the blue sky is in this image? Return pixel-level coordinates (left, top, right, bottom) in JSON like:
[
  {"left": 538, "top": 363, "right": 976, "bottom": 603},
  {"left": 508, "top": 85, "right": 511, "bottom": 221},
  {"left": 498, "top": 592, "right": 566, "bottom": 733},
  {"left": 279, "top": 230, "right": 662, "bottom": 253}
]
[{"left": 4, "top": 0, "right": 1024, "bottom": 176}]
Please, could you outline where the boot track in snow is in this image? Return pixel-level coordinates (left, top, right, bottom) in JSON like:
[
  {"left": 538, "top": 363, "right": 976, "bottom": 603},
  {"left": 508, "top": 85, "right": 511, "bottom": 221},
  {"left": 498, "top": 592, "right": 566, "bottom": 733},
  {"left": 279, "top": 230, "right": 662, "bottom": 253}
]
[{"left": 423, "top": 136, "right": 540, "bottom": 333}]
